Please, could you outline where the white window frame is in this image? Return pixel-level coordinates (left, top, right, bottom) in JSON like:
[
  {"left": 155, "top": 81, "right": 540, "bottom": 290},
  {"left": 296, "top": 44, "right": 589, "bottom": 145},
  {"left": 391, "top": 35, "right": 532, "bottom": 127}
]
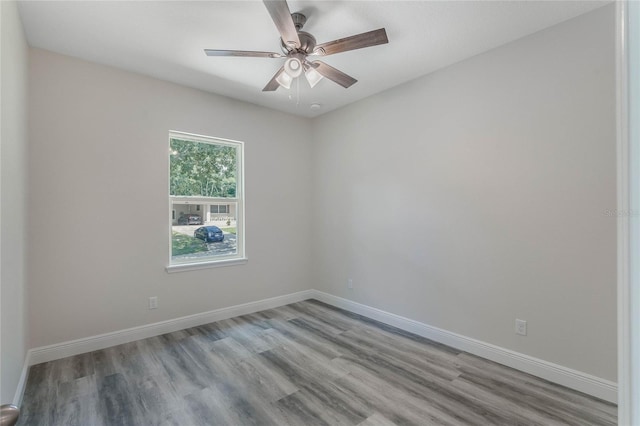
[{"left": 166, "top": 131, "right": 246, "bottom": 273}]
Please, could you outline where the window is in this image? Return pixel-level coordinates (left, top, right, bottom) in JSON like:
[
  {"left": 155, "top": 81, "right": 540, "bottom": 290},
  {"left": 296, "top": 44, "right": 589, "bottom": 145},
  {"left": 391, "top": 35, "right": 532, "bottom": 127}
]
[
  {"left": 210, "top": 204, "right": 229, "bottom": 214},
  {"left": 167, "top": 131, "right": 245, "bottom": 271}
]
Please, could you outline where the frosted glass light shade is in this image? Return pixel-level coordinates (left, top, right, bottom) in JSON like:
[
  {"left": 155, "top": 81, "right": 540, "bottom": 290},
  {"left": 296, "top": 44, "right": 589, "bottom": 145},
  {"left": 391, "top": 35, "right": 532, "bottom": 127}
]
[
  {"left": 305, "top": 67, "right": 323, "bottom": 88},
  {"left": 276, "top": 71, "right": 293, "bottom": 89}
]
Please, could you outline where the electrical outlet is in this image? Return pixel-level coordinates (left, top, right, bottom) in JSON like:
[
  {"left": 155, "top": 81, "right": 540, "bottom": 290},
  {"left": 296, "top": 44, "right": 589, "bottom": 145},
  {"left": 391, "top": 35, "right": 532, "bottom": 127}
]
[
  {"left": 149, "top": 296, "right": 158, "bottom": 310},
  {"left": 347, "top": 278, "right": 353, "bottom": 290},
  {"left": 515, "top": 319, "right": 527, "bottom": 336}
]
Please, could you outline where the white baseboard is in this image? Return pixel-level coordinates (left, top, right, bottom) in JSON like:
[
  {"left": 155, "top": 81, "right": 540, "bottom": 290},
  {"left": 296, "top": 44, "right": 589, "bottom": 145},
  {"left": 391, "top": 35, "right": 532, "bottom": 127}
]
[
  {"left": 12, "top": 351, "right": 31, "bottom": 406},
  {"left": 309, "top": 290, "right": 617, "bottom": 404},
  {"left": 27, "top": 290, "right": 314, "bottom": 366},
  {"left": 20, "top": 288, "right": 616, "bottom": 405}
]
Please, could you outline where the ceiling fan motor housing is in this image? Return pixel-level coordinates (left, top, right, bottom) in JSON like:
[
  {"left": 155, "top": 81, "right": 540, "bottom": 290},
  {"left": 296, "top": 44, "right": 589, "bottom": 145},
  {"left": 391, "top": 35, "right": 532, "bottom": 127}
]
[
  {"left": 296, "top": 32, "right": 317, "bottom": 54},
  {"left": 280, "top": 13, "right": 316, "bottom": 56},
  {"left": 280, "top": 30, "right": 316, "bottom": 55}
]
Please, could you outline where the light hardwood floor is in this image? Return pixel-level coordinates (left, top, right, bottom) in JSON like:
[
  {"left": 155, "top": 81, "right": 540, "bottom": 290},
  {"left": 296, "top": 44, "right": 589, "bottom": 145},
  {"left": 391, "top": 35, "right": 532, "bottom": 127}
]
[{"left": 18, "top": 299, "right": 616, "bottom": 425}]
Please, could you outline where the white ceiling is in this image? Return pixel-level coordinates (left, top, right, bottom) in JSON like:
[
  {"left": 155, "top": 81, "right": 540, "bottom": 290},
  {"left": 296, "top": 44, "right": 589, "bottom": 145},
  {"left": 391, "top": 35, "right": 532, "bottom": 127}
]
[{"left": 18, "top": 0, "right": 609, "bottom": 118}]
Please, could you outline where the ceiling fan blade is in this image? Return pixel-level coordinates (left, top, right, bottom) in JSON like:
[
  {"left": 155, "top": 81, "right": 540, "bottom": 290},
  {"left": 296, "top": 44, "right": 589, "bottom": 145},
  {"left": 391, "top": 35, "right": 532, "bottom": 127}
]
[
  {"left": 314, "top": 28, "right": 388, "bottom": 56},
  {"left": 263, "top": 66, "right": 285, "bottom": 91},
  {"left": 205, "top": 49, "right": 283, "bottom": 58},
  {"left": 310, "top": 61, "right": 357, "bottom": 88},
  {"left": 263, "top": 1, "right": 300, "bottom": 48}
]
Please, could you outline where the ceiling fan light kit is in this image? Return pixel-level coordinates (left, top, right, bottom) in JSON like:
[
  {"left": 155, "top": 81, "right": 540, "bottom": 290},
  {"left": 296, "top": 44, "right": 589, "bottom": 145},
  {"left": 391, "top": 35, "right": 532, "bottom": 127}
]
[
  {"left": 204, "top": 0, "right": 388, "bottom": 92},
  {"left": 275, "top": 71, "right": 293, "bottom": 89},
  {"left": 284, "top": 57, "right": 303, "bottom": 78},
  {"left": 304, "top": 65, "right": 323, "bottom": 88}
]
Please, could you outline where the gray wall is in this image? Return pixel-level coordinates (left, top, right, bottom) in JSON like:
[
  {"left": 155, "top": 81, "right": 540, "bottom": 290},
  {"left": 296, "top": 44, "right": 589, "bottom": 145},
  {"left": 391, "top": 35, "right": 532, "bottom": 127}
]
[
  {"left": 28, "top": 49, "right": 313, "bottom": 348},
  {"left": 0, "top": 0, "right": 29, "bottom": 403},
  {"left": 310, "top": 5, "right": 617, "bottom": 381}
]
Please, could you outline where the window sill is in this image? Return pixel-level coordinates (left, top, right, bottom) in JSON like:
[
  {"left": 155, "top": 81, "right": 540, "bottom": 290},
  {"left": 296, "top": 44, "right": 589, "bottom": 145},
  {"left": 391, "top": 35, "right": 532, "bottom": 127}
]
[{"left": 165, "top": 257, "right": 248, "bottom": 273}]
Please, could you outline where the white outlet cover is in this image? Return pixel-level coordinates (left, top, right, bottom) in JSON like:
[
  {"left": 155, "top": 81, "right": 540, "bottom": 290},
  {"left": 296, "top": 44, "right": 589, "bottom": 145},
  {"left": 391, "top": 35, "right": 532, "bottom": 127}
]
[
  {"left": 515, "top": 319, "right": 527, "bottom": 336},
  {"left": 149, "top": 296, "right": 158, "bottom": 310}
]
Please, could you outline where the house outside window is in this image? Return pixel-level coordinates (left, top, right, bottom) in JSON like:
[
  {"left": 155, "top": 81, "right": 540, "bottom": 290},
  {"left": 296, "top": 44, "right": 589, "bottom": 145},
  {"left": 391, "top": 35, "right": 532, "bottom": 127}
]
[{"left": 167, "top": 131, "right": 245, "bottom": 271}]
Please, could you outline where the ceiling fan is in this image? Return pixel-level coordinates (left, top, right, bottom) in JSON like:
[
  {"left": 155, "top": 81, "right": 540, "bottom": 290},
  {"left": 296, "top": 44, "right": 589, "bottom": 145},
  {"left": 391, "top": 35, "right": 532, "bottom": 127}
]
[{"left": 204, "top": 0, "right": 389, "bottom": 91}]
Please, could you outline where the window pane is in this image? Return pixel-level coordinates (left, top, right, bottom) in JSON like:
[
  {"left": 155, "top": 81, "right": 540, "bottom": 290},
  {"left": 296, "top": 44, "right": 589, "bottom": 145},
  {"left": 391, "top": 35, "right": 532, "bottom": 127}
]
[
  {"left": 169, "top": 132, "right": 243, "bottom": 266},
  {"left": 171, "top": 201, "right": 239, "bottom": 262},
  {"left": 170, "top": 138, "right": 237, "bottom": 198}
]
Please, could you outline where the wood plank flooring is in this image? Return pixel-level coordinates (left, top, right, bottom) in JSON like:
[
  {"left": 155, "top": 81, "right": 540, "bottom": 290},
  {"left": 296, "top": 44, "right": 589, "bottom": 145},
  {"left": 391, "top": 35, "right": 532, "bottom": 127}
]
[{"left": 18, "top": 300, "right": 617, "bottom": 426}]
